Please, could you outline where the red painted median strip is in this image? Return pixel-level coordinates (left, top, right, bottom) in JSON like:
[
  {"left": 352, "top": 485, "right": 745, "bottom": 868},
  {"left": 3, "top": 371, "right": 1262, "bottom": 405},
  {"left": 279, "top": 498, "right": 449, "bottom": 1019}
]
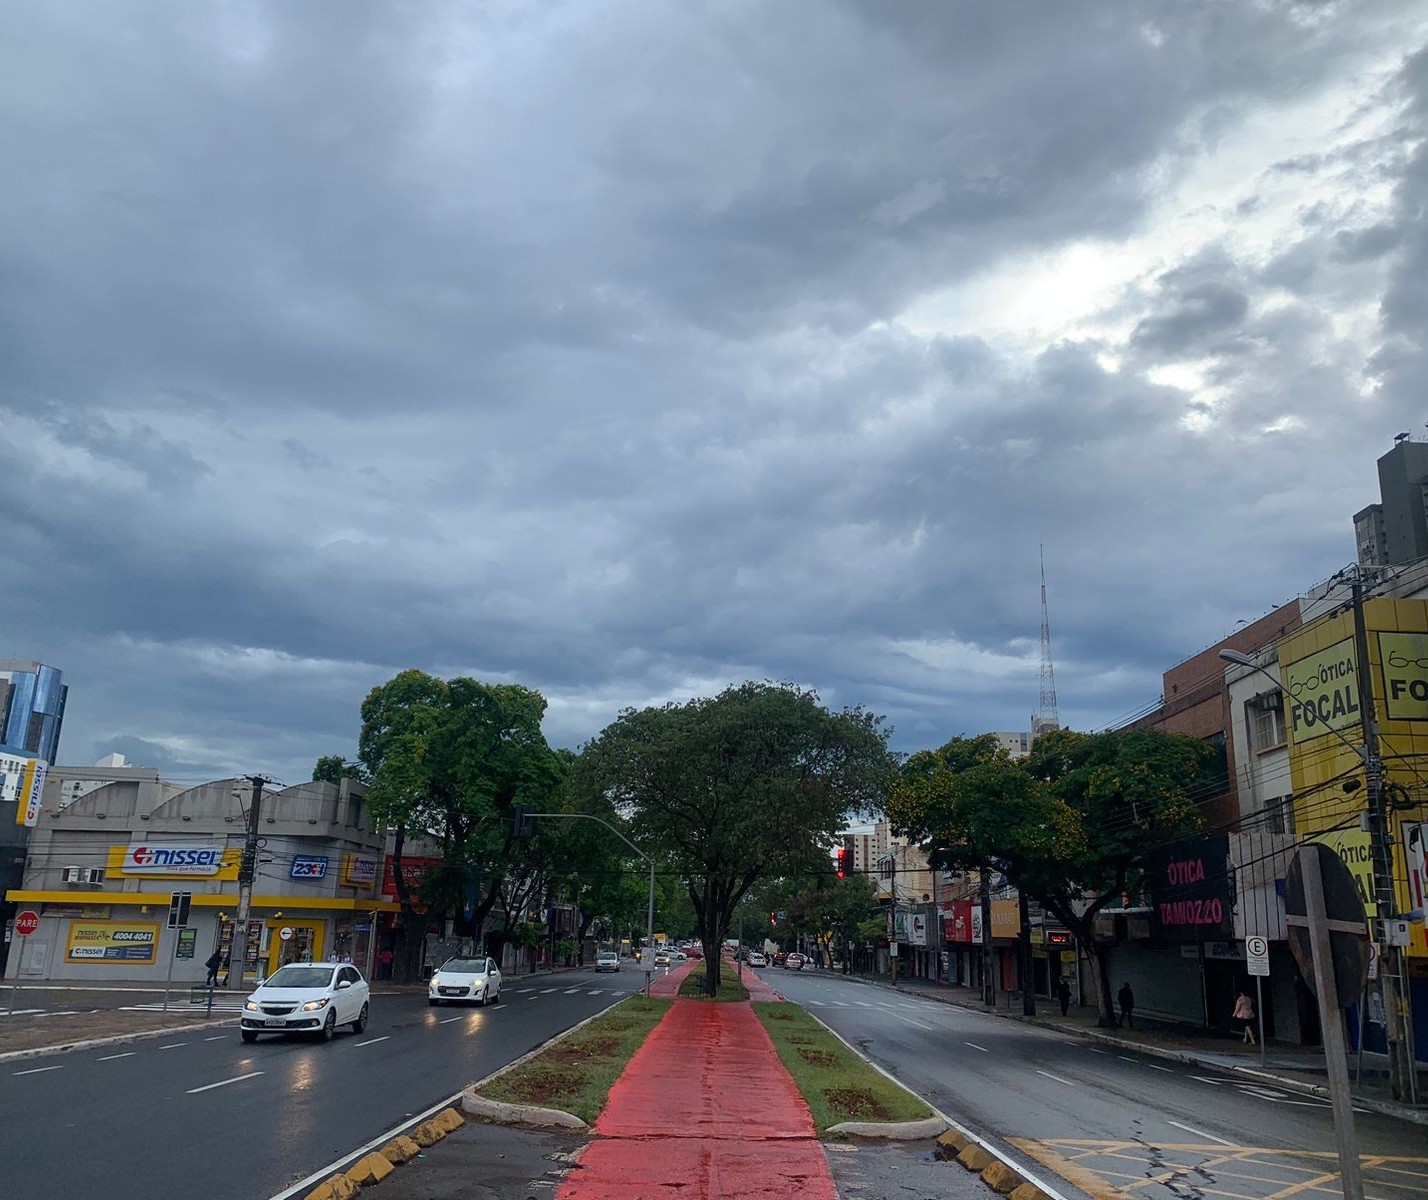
[{"left": 557, "top": 998, "right": 837, "bottom": 1200}]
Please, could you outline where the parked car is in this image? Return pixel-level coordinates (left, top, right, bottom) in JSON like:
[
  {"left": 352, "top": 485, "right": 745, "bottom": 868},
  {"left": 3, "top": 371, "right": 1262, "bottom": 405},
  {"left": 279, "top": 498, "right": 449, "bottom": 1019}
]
[
  {"left": 240, "top": 962, "right": 369, "bottom": 1042},
  {"left": 784, "top": 953, "right": 807, "bottom": 970},
  {"left": 595, "top": 950, "right": 620, "bottom": 972},
  {"left": 747, "top": 951, "right": 767, "bottom": 967},
  {"left": 428, "top": 956, "right": 503, "bottom": 1006}
]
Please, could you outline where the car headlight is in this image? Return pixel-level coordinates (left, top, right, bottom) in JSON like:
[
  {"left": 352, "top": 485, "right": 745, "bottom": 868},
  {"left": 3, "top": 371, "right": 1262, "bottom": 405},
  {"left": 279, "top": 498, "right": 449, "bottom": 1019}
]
[
  {"left": 300, "top": 997, "right": 331, "bottom": 1012},
  {"left": 244, "top": 1000, "right": 259, "bottom": 1012},
  {"left": 430, "top": 976, "right": 441, "bottom": 987}
]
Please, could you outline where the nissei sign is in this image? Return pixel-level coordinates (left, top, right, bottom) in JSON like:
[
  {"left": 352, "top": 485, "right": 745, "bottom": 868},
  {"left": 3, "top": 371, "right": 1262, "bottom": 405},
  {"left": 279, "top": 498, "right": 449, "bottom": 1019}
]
[
  {"left": 1282, "top": 636, "right": 1360, "bottom": 744},
  {"left": 290, "top": 855, "right": 329, "bottom": 881},
  {"left": 116, "top": 844, "right": 225, "bottom": 876}
]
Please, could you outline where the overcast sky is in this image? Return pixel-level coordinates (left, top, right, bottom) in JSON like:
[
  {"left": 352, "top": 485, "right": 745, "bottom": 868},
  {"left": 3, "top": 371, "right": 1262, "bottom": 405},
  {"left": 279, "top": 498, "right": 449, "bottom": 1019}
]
[{"left": 2, "top": 2, "right": 1426, "bottom": 783}]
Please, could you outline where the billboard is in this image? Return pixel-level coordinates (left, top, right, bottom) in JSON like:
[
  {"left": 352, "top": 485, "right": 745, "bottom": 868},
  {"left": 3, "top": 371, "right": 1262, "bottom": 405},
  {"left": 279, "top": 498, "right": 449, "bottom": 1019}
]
[
  {"left": 0, "top": 753, "right": 43, "bottom": 824},
  {"left": 1379, "top": 631, "right": 1428, "bottom": 722},
  {"left": 290, "top": 855, "right": 329, "bottom": 881},
  {"left": 64, "top": 921, "right": 159, "bottom": 964},
  {"left": 1282, "top": 636, "right": 1360, "bottom": 744},
  {"left": 340, "top": 854, "right": 380, "bottom": 888},
  {"left": 1147, "top": 835, "right": 1234, "bottom": 941},
  {"left": 107, "top": 844, "right": 240, "bottom": 879}
]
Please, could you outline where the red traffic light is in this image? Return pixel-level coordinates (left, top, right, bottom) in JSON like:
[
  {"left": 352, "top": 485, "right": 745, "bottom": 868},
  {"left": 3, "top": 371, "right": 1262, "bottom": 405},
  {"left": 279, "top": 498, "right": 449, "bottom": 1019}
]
[
  {"left": 770, "top": 912, "right": 778, "bottom": 926},
  {"left": 836, "top": 847, "right": 851, "bottom": 878}
]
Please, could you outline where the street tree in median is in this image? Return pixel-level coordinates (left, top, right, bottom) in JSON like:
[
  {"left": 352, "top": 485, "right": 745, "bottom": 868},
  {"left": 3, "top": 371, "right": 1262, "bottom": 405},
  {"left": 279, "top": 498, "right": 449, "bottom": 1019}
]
[
  {"left": 888, "top": 728, "right": 1211, "bottom": 1027},
  {"left": 578, "top": 681, "right": 894, "bottom": 993},
  {"left": 358, "top": 669, "right": 564, "bottom": 978}
]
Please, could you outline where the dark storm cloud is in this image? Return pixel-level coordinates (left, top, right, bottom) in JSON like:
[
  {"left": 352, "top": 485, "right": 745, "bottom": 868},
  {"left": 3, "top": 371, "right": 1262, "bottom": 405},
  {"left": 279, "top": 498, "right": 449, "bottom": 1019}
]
[{"left": 0, "top": 1, "right": 1423, "bottom": 780}]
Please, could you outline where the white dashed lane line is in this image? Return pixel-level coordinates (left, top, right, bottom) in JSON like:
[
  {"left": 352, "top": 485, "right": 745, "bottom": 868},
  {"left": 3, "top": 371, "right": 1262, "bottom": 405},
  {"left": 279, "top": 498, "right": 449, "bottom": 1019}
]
[
  {"left": 354, "top": 1036, "right": 390, "bottom": 1047},
  {"left": 1034, "top": 1069, "right": 1075, "bottom": 1087},
  {"left": 964, "top": 1042, "right": 989, "bottom": 1053},
  {"left": 1146, "top": 1064, "right": 1174, "bottom": 1073},
  {"left": 97, "top": 1052, "right": 136, "bottom": 1061},
  {"left": 439, "top": 1016, "right": 465, "bottom": 1024},
  {"left": 186, "top": 1071, "right": 263, "bottom": 1095},
  {"left": 12, "top": 1064, "right": 63, "bottom": 1076},
  {"left": 157, "top": 1042, "right": 187, "bottom": 1050},
  {"left": 1166, "top": 1120, "right": 1237, "bottom": 1147}
]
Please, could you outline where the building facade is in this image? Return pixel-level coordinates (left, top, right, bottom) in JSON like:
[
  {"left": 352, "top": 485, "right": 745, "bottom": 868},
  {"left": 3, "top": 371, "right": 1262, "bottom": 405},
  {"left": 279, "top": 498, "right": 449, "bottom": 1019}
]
[
  {"left": 0, "top": 660, "right": 67, "bottom": 764},
  {"left": 1355, "top": 438, "right": 1428, "bottom": 568}
]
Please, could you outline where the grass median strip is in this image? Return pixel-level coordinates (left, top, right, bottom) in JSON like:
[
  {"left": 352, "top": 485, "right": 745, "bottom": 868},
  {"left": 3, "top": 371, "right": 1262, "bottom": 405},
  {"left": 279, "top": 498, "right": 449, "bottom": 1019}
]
[
  {"left": 475, "top": 995, "right": 670, "bottom": 1124},
  {"left": 678, "top": 971, "right": 750, "bottom": 1001},
  {"left": 753, "top": 1001, "right": 934, "bottom": 1133}
]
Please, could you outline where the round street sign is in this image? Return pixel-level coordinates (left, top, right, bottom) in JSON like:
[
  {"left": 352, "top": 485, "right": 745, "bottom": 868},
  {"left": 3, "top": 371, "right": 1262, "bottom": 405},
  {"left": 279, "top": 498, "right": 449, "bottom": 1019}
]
[
  {"left": 13, "top": 910, "right": 39, "bottom": 937},
  {"left": 279, "top": 926, "right": 294, "bottom": 942},
  {"left": 1285, "top": 844, "right": 1369, "bottom": 1007},
  {"left": 1246, "top": 935, "right": 1268, "bottom": 957}
]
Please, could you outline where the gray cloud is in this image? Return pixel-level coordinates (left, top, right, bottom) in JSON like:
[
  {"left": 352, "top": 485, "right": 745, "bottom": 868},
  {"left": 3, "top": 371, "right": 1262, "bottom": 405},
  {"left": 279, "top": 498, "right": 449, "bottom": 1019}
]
[{"left": 0, "top": 1, "right": 1424, "bottom": 781}]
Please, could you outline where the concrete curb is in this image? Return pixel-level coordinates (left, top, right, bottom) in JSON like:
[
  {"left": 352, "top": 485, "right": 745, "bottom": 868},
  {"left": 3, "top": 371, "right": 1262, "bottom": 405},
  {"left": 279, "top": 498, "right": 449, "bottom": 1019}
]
[
  {"left": 826, "top": 1115, "right": 947, "bottom": 1140},
  {"left": 852, "top": 976, "right": 1428, "bottom": 1127},
  {"left": 295, "top": 1108, "right": 468, "bottom": 1200},
  {"left": 0, "top": 1016, "right": 235, "bottom": 1065},
  {"left": 462, "top": 1089, "right": 588, "bottom": 1130}
]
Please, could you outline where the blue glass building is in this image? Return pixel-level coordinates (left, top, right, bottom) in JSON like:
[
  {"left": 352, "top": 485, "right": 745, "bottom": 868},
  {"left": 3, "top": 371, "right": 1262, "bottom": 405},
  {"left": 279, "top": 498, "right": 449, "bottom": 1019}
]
[{"left": 0, "top": 660, "right": 67, "bottom": 765}]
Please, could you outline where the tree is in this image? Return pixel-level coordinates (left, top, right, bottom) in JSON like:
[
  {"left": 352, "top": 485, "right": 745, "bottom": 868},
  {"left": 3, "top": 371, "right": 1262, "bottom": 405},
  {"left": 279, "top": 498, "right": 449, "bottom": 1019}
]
[
  {"left": 579, "top": 681, "right": 894, "bottom": 993},
  {"left": 358, "top": 670, "right": 564, "bottom": 979},
  {"left": 312, "top": 755, "right": 366, "bottom": 784},
  {"left": 888, "top": 728, "right": 1212, "bottom": 1027}
]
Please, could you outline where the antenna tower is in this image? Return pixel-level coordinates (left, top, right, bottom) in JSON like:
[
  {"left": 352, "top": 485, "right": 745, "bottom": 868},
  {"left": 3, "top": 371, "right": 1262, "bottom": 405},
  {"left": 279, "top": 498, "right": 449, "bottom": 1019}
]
[{"left": 1033, "top": 546, "right": 1060, "bottom": 738}]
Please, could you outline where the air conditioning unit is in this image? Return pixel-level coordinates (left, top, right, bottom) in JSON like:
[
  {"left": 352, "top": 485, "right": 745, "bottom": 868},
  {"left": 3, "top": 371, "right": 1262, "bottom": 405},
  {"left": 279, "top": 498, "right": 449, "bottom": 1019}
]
[
  {"left": 61, "top": 866, "right": 85, "bottom": 883},
  {"left": 85, "top": 868, "right": 105, "bottom": 885}
]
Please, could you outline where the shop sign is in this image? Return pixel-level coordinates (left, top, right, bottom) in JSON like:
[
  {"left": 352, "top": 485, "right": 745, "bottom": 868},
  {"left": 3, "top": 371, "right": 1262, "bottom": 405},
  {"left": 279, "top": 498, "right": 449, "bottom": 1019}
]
[
  {"left": 893, "top": 911, "right": 928, "bottom": 946},
  {"left": 1283, "top": 636, "right": 1360, "bottom": 744},
  {"left": 175, "top": 928, "right": 198, "bottom": 959},
  {"left": 1379, "top": 632, "right": 1428, "bottom": 722},
  {"left": 290, "top": 855, "right": 329, "bottom": 881},
  {"left": 381, "top": 855, "right": 442, "bottom": 902},
  {"left": 1315, "top": 828, "right": 1377, "bottom": 918},
  {"left": 991, "top": 899, "right": 1020, "bottom": 939},
  {"left": 43, "top": 904, "right": 112, "bottom": 919},
  {"left": 16, "top": 758, "right": 44, "bottom": 827},
  {"left": 971, "top": 906, "right": 985, "bottom": 945},
  {"left": 340, "top": 854, "right": 380, "bottom": 888},
  {"left": 1148, "top": 835, "right": 1234, "bottom": 940},
  {"left": 942, "top": 900, "right": 973, "bottom": 943},
  {"left": 108, "top": 843, "right": 235, "bottom": 878},
  {"left": 65, "top": 921, "right": 159, "bottom": 964},
  {"left": 1407, "top": 823, "right": 1428, "bottom": 915}
]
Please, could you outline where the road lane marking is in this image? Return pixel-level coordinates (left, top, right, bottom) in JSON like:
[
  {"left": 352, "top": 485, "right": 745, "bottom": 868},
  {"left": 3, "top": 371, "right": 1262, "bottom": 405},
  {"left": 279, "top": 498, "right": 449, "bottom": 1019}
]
[
  {"left": 1034, "top": 1069, "right": 1075, "bottom": 1086},
  {"left": 1117, "top": 1055, "right": 1137, "bottom": 1062},
  {"left": 0, "top": 1009, "right": 44, "bottom": 1017},
  {"left": 439, "top": 1016, "right": 464, "bottom": 1024},
  {"left": 964, "top": 1041, "right": 988, "bottom": 1053},
  {"left": 541, "top": 987, "right": 559, "bottom": 993},
  {"left": 1239, "top": 1085, "right": 1287, "bottom": 1099},
  {"left": 564, "top": 988, "right": 582, "bottom": 994},
  {"left": 157, "top": 1042, "right": 188, "bottom": 1050},
  {"left": 527, "top": 995, "right": 538, "bottom": 1000},
  {"left": 1085, "top": 1047, "right": 1106, "bottom": 1054},
  {"left": 806, "top": 1000, "right": 826, "bottom": 1006},
  {"left": 187, "top": 1071, "right": 262, "bottom": 1094},
  {"left": 854, "top": 1001, "right": 874, "bottom": 1007},
  {"left": 13, "top": 1064, "right": 63, "bottom": 1075},
  {"left": 1189, "top": 1075, "right": 1226, "bottom": 1086},
  {"left": 203, "top": 1035, "right": 227, "bottom": 1042},
  {"left": 588, "top": 990, "right": 602, "bottom": 995},
  {"left": 97, "top": 1052, "right": 136, "bottom": 1061},
  {"left": 355, "top": 1036, "right": 390, "bottom": 1047},
  {"left": 1146, "top": 1063, "right": 1174, "bottom": 1072},
  {"left": 890, "top": 1013, "right": 935, "bottom": 1031},
  {"left": 1165, "top": 1119, "right": 1238, "bottom": 1146}
]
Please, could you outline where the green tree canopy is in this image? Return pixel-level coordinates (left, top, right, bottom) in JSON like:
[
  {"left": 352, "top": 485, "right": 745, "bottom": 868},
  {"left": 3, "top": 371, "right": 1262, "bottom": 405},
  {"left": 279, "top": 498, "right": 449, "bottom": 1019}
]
[
  {"left": 312, "top": 755, "right": 366, "bottom": 784},
  {"left": 888, "top": 727, "right": 1213, "bottom": 1025},
  {"left": 577, "top": 681, "right": 894, "bottom": 992}
]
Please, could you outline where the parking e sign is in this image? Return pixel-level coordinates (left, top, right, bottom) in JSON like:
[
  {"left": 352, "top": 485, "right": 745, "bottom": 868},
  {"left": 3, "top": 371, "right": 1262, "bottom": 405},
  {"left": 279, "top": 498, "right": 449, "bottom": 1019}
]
[{"left": 290, "top": 855, "right": 329, "bottom": 881}]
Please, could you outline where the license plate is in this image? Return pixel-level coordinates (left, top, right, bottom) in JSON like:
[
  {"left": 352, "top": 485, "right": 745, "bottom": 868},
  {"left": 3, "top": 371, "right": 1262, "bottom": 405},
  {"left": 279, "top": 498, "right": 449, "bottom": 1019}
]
[{"left": 263, "top": 1018, "right": 286, "bottom": 1027}]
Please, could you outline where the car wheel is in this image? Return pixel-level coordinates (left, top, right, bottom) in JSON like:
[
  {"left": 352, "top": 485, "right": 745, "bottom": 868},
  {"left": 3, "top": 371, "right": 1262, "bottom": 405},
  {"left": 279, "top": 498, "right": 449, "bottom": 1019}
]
[
  {"left": 241, "top": 1029, "right": 258, "bottom": 1043},
  {"left": 320, "top": 1009, "right": 337, "bottom": 1042},
  {"left": 352, "top": 1002, "right": 368, "bottom": 1034}
]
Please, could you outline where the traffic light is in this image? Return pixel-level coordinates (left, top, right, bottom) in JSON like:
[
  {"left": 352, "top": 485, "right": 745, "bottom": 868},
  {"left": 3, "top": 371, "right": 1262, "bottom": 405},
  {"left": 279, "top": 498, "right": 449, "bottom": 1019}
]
[
  {"left": 836, "top": 846, "right": 851, "bottom": 878},
  {"left": 770, "top": 912, "right": 778, "bottom": 926}
]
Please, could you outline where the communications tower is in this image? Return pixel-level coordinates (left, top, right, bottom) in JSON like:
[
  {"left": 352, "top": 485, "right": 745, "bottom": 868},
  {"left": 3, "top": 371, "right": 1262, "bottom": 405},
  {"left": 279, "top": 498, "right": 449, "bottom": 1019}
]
[{"left": 1031, "top": 547, "right": 1060, "bottom": 740}]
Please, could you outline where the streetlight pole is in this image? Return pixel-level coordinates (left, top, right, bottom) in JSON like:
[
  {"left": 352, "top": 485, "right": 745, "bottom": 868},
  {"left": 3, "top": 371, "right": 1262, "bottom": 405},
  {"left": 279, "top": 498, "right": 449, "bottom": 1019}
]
[
  {"left": 1221, "top": 622, "right": 1414, "bottom": 1103},
  {"left": 226, "top": 775, "right": 269, "bottom": 990},
  {"left": 519, "top": 812, "right": 656, "bottom": 998}
]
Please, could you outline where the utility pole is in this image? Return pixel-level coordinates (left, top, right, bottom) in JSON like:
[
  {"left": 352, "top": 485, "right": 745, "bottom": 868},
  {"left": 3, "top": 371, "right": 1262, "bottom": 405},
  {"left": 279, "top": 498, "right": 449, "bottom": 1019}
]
[
  {"left": 226, "top": 775, "right": 270, "bottom": 990},
  {"left": 1351, "top": 575, "right": 1414, "bottom": 1101},
  {"left": 980, "top": 868, "right": 995, "bottom": 1006}
]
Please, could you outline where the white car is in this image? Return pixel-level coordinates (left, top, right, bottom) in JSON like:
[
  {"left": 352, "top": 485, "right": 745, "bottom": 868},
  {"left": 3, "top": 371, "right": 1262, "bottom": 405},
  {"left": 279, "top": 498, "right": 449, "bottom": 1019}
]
[
  {"left": 428, "top": 955, "right": 503, "bottom": 1006},
  {"left": 747, "top": 951, "right": 768, "bottom": 967},
  {"left": 240, "top": 962, "right": 369, "bottom": 1042},
  {"left": 595, "top": 951, "right": 620, "bottom": 972}
]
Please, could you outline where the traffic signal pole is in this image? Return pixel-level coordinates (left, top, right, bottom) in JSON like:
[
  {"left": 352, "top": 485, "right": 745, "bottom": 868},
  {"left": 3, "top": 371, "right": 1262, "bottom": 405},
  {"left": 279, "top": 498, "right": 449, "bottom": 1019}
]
[{"left": 226, "top": 775, "right": 268, "bottom": 990}]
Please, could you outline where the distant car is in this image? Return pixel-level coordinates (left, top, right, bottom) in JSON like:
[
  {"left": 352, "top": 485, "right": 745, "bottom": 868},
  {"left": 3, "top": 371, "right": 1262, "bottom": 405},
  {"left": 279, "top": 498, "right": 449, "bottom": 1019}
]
[
  {"left": 241, "top": 962, "right": 369, "bottom": 1042},
  {"left": 772, "top": 951, "right": 787, "bottom": 966},
  {"left": 747, "top": 951, "right": 767, "bottom": 967},
  {"left": 785, "top": 953, "right": 807, "bottom": 970},
  {"left": 685, "top": 946, "right": 703, "bottom": 959},
  {"left": 669, "top": 950, "right": 687, "bottom": 963},
  {"left": 428, "top": 956, "right": 503, "bottom": 1006},
  {"left": 654, "top": 949, "right": 672, "bottom": 965},
  {"left": 595, "top": 951, "right": 620, "bottom": 972}
]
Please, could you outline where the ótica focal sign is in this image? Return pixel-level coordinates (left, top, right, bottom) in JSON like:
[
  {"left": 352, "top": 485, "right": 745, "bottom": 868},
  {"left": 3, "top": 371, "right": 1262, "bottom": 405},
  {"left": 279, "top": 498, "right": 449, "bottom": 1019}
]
[{"left": 1282, "top": 636, "right": 1360, "bottom": 743}]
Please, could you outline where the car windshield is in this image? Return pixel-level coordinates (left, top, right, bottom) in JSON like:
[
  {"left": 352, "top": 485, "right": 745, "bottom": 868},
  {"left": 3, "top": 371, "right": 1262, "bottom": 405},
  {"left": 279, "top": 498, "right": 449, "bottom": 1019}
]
[
  {"left": 263, "top": 966, "right": 334, "bottom": 989},
  {"left": 598, "top": 952, "right": 617, "bottom": 959},
  {"left": 440, "top": 958, "right": 487, "bottom": 973}
]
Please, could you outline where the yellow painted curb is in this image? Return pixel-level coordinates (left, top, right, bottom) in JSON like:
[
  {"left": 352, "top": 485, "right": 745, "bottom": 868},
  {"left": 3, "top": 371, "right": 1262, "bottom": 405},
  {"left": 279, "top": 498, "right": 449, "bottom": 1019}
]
[
  {"left": 345, "top": 1152, "right": 396, "bottom": 1187},
  {"left": 957, "top": 1145, "right": 993, "bottom": 1172},
  {"left": 935, "top": 1128, "right": 969, "bottom": 1159},
  {"left": 302, "top": 1175, "right": 361, "bottom": 1200},
  {"left": 379, "top": 1135, "right": 421, "bottom": 1165},
  {"left": 432, "top": 1107, "right": 465, "bottom": 1133},
  {"left": 1008, "top": 1183, "right": 1051, "bottom": 1200},
  {"left": 980, "top": 1160, "right": 1023, "bottom": 1194},
  {"left": 411, "top": 1120, "right": 446, "bottom": 1148}
]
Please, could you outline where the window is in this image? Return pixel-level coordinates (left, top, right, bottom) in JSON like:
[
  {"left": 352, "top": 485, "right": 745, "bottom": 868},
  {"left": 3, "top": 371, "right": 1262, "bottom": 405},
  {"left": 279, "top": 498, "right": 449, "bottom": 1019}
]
[
  {"left": 1247, "top": 691, "right": 1286, "bottom": 753},
  {"left": 1262, "top": 796, "right": 1294, "bottom": 836}
]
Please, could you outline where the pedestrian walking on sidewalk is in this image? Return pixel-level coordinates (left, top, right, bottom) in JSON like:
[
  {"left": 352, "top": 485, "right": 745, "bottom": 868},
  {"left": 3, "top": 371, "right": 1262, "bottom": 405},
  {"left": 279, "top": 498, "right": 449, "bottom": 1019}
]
[
  {"left": 1118, "top": 982, "right": 1135, "bottom": 1029},
  {"left": 1233, "top": 991, "right": 1256, "bottom": 1044},
  {"left": 1057, "top": 976, "right": 1071, "bottom": 1016},
  {"left": 204, "top": 949, "right": 224, "bottom": 987}
]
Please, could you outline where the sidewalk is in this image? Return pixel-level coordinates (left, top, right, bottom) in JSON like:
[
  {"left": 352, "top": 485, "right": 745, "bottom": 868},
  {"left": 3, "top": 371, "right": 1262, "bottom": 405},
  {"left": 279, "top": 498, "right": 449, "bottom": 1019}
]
[
  {"left": 556, "top": 977, "right": 838, "bottom": 1200},
  {"left": 853, "top": 972, "right": 1428, "bottom": 1123}
]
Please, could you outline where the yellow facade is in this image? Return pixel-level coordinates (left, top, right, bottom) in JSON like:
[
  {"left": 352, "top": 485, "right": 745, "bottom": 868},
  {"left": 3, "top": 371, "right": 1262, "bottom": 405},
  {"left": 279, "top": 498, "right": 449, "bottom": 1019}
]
[{"left": 1278, "top": 598, "right": 1428, "bottom": 956}]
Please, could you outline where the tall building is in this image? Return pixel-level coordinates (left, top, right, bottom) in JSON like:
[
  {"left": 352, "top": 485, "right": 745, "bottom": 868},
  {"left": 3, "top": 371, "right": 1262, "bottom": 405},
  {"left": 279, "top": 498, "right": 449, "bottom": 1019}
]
[
  {"left": 1354, "top": 437, "right": 1428, "bottom": 568},
  {"left": 0, "top": 660, "right": 67, "bottom": 764}
]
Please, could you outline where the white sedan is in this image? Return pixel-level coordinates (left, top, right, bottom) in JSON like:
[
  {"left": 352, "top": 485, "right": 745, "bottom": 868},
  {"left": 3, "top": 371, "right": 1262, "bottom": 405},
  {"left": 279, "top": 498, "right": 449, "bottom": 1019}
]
[
  {"left": 240, "top": 962, "right": 370, "bottom": 1042},
  {"left": 428, "top": 955, "right": 503, "bottom": 1006}
]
